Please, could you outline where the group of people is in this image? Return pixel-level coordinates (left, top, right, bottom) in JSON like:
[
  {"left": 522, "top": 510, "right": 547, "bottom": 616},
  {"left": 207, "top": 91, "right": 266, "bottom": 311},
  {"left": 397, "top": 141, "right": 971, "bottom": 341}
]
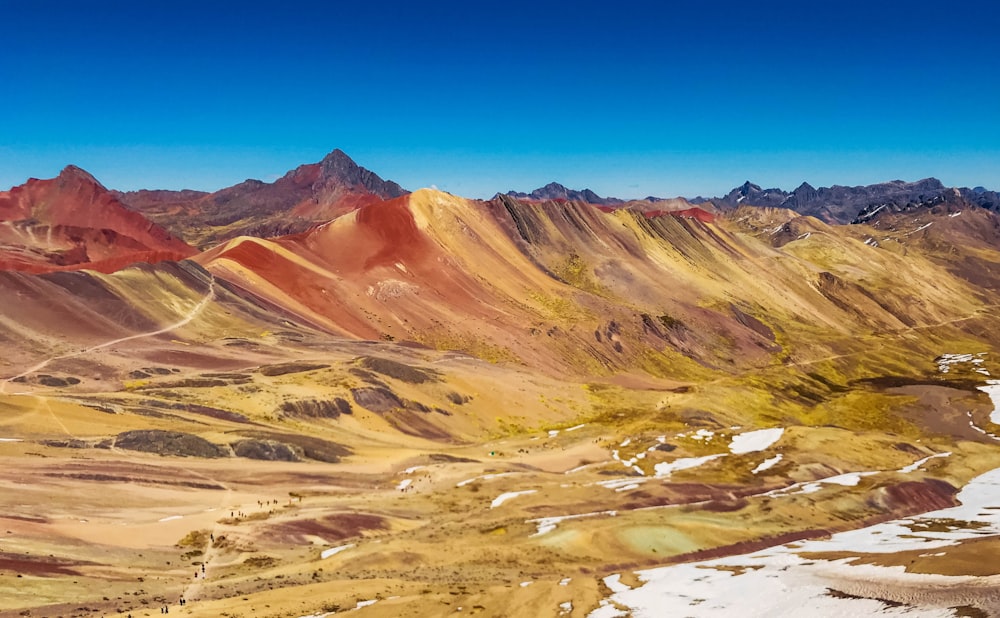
[{"left": 156, "top": 596, "right": 185, "bottom": 614}]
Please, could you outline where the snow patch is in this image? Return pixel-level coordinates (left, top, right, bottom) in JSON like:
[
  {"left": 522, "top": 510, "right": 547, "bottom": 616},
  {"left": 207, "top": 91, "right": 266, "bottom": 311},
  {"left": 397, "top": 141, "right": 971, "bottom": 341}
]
[
  {"left": 898, "top": 452, "right": 951, "bottom": 474},
  {"left": 751, "top": 454, "right": 783, "bottom": 474},
  {"left": 320, "top": 543, "right": 355, "bottom": 559},
  {"left": 729, "top": 428, "right": 783, "bottom": 454},
  {"left": 653, "top": 454, "right": 725, "bottom": 478},
  {"left": 590, "top": 466, "right": 1000, "bottom": 617},
  {"left": 978, "top": 380, "right": 1000, "bottom": 424},
  {"left": 456, "top": 472, "right": 517, "bottom": 487},
  {"left": 767, "top": 471, "right": 877, "bottom": 496},
  {"left": 936, "top": 352, "right": 986, "bottom": 373},
  {"left": 491, "top": 490, "right": 536, "bottom": 508},
  {"left": 528, "top": 510, "right": 617, "bottom": 536}
]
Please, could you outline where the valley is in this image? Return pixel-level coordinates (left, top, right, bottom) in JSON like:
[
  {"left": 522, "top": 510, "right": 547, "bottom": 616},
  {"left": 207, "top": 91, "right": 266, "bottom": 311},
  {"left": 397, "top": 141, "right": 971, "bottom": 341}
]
[{"left": 1, "top": 156, "right": 1000, "bottom": 617}]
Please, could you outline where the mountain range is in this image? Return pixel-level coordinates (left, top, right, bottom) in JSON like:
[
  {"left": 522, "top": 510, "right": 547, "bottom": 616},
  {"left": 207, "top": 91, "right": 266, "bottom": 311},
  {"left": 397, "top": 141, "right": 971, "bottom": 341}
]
[
  {"left": 510, "top": 178, "right": 1000, "bottom": 225},
  {"left": 2, "top": 149, "right": 1000, "bottom": 617},
  {"left": 114, "top": 149, "right": 407, "bottom": 249}
]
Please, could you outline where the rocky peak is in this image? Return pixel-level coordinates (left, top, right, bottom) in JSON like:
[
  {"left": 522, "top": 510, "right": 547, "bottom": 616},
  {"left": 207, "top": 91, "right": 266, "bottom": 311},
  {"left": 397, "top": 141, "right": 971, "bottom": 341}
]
[
  {"left": 506, "top": 182, "right": 623, "bottom": 205},
  {"left": 316, "top": 149, "right": 407, "bottom": 198},
  {"left": 56, "top": 165, "right": 106, "bottom": 190}
]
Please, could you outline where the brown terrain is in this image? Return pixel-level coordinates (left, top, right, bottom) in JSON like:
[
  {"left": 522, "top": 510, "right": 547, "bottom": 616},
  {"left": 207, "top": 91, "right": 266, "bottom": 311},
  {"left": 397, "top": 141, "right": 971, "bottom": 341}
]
[{"left": 1, "top": 154, "right": 1000, "bottom": 617}]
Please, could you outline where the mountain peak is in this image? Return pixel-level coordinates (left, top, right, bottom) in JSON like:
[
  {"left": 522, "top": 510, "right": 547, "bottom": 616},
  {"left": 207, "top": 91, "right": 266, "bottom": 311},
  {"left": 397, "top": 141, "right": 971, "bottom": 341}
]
[
  {"left": 57, "top": 165, "right": 105, "bottom": 189},
  {"left": 316, "top": 149, "right": 406, "bottom": 199},
  {"left": 319, "top": 148, "right": 353, "bottom": 166},
  {"left": 540, "top": 181, "right": 569, "bottom": 192},
  {"left": 506, "top": 182, "right": 622, "bottom": 205}
]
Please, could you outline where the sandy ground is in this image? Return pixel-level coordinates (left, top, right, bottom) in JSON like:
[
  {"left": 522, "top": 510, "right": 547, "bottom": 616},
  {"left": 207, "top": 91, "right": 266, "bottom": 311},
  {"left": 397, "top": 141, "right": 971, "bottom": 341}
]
[{"left": 1, "top": 307, "right": 999, "bottom": 618}]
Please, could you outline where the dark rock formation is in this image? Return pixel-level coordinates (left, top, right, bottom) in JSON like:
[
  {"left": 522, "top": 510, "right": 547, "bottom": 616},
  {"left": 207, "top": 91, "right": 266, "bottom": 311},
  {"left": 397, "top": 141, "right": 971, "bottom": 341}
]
[
  {"left": 257, "top": 362, "right": 330, "bottom": 377},
  {"left": 231, "top": 439, "right": 300, "bottom": 462},
  {"left": 357, "top": 356, "right": 441, "bottom": 384},
  {"left": 351, "top": 386, "right": 405, "bottom": 413},
  {"left": 280, "top": 398, "right": 352, "bottom": 419},
  {"left": 113, "top": 430, "right": 228, "bottom": 458}
]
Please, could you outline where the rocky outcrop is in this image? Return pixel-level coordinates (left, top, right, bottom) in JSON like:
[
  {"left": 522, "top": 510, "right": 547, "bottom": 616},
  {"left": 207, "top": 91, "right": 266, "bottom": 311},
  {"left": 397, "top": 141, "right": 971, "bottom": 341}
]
[
  {"left": 351, "top": 387, "right": 405, "bottom": 413},
  {"left": 113, "top": 430, "right": 228, "bottom": 458},
  {"left": 357, "top": 356, "right": 441, "bottom": 384},
  {"left": 280, "top": 398, "right": 352, "bottom": 419},
  {"left": 231, "top": 439, "right": 300, "bottom": 462}
]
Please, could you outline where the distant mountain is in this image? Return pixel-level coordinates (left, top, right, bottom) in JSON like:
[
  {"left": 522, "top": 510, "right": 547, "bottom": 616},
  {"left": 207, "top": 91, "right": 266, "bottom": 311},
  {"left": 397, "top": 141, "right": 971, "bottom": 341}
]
[
  {"left": 709, "top": 178, "right": 1000, "bottom": 224},
  {"left": 505, "top": 182, "right": 625, "bottom": 206},
  {"left": 116, "top": 149, "right": 408, "bottom": 248},
  {"left": 0, "top": 166, "right": 196, "bottom": 273},
  {"left": 711, "top": 178, "right": 958, "bottom": 224}
]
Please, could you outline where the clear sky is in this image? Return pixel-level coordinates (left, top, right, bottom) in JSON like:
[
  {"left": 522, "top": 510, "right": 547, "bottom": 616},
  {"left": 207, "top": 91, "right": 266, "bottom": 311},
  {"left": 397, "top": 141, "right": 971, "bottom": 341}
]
[{"left": 1, "top": 0, "right": 997, "bottom": 199}]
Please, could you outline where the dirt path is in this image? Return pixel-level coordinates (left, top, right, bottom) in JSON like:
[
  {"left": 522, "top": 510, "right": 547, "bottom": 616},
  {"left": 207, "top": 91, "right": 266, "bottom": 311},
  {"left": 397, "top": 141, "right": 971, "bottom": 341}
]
[
  {"left": 179, "top": 478, "right": 234, "bottom": 605},
  {"left": 0, "top": 278, "right": 216, "bottom": 395},
  {"left": 775, "top": 303, "right": 1000, "bottom": 372}
]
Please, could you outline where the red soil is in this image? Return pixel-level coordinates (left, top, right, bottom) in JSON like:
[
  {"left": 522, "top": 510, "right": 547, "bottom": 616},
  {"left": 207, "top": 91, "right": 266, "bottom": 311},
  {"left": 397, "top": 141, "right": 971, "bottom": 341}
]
[
  {"left": 0, "top": 167, "right": 196, "bottom": 273},
  {"left": 0, "top": 553, "right": 88, "bottom": 576}
]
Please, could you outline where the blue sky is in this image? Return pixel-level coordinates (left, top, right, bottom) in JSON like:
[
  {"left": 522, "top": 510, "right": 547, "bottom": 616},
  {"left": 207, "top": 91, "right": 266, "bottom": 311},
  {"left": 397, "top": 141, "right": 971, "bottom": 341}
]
[{"left": 0, "top": 1, "right": 997, "bottom": 198}]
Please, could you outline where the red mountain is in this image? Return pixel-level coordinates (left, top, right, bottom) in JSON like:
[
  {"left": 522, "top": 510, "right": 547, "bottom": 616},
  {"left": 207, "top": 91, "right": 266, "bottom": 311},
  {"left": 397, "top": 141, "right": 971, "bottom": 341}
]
[
  {"left": 115, "top": 149, "right": 408, "bottom": 248},
  {"left": 0, "top": 166, "right": 197, "bottom": 273}
]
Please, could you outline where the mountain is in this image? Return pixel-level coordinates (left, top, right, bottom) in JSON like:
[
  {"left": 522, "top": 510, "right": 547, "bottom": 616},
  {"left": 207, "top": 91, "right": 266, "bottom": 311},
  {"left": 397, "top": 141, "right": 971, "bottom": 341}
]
[
  {"left": 0, "top": 166, "right": 196, "bottom": 273},
  {"left": 193, "top": 188, "right": 995, "bottom": 378},
  {"left": 115, "top": 149, "right": 408, "bottom": 248},
  {"left": 5, "top": 156, "right": 1000, "bottom": 617},
  {"left": 505, "top": 181, "right": 625, "bottom": 206},
  {"left": 710, "top": 177, "right": 996, "bottom": 224}
]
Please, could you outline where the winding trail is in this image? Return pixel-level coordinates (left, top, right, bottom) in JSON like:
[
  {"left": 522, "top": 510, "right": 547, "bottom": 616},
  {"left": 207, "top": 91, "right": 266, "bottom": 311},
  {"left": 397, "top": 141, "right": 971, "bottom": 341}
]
[{"left": 0, "top": 278, "right": 216, "bottom": 395}]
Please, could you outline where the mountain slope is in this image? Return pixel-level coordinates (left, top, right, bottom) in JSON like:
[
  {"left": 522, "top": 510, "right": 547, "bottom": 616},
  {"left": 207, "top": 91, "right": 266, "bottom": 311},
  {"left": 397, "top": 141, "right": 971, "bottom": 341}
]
[
  {"left": 195, "top": 189, "right": 990, "bottom": 381},
  {"left": 3, "top": 171, "right": 1000, "bottom": 618},
  {"left": 116, "top": 149, "right": 407, "bottom": 248},
  {"left": 0, "top": 166, "right": 196, "bottom": 273}
]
